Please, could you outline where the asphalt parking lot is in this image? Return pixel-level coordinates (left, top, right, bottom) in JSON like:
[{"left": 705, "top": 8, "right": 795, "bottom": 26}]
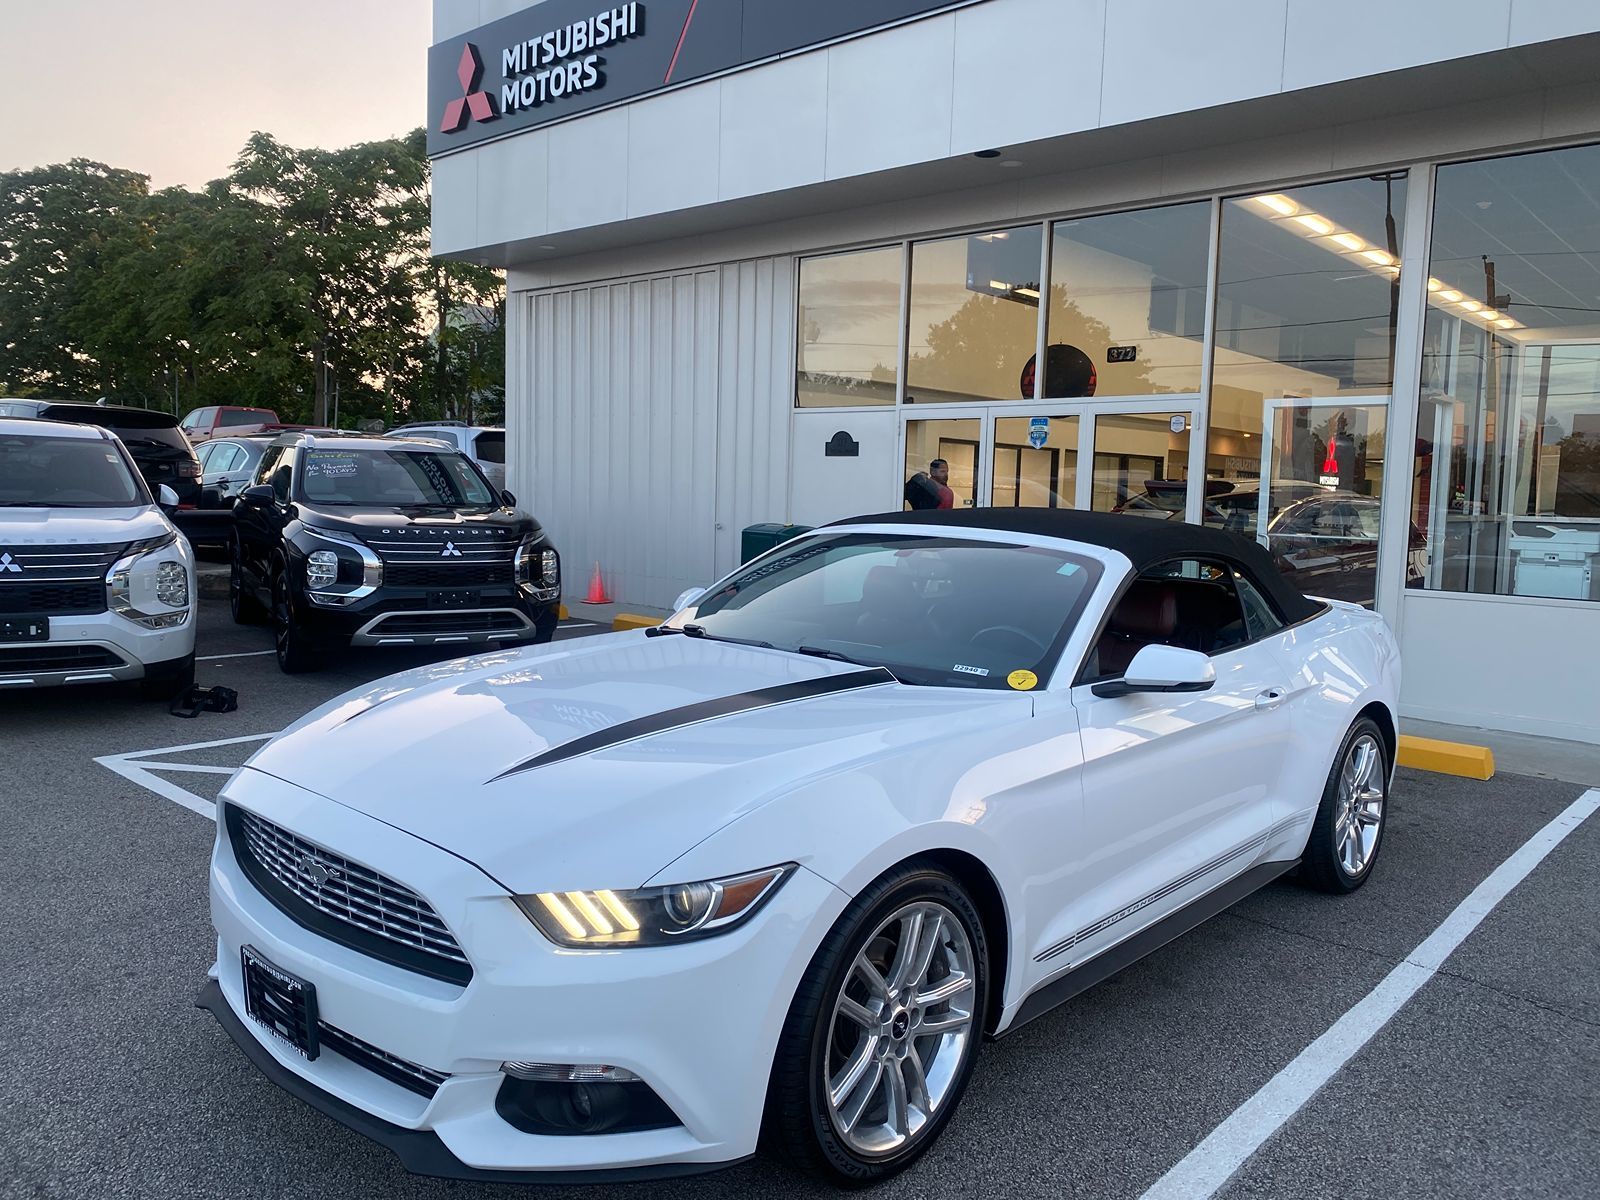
[{"left": 2, "top": 594, "right": 1597, "bottom": 1199}]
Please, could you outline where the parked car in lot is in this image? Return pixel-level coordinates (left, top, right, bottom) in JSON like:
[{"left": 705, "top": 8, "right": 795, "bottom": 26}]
[
  {"left": 198, "top": 507, "right": 1399, "bottom": 1185},
  {"left": 196, "top": 435, "right": 271, "bottom": 508},
  {"left": 0, "top": 399, "right": 203, "bottom": 508},
  {"left": 0, "top": 418, "right": 195, "bottom": 697},
  {"left": 389, "top": 421, "right": 508, "bottom": 488},
  {"left": 229, "top": 431, "right": 560, "bottom": 673},
  {"left": 178, "top": 405, "right": 280, "bottom": 444}
]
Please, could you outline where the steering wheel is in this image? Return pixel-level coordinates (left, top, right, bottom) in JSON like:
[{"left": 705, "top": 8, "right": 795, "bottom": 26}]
[{"left": 970, "top": 624, "right": 1050, "bottom": 657}]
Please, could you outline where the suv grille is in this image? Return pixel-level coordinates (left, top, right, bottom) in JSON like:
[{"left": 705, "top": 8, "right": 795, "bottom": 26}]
[
  {"left": 364, "top": 531, "right": 521, "bottom": 563},
  {"left": 0, "top": 543, "right": 124, "bottom": 615},
  {"left": 386, "top": 561, "right": 513, "bottom": 588},
  {"left": 226, "top": 806, "right": 472, "bottom": 985}
]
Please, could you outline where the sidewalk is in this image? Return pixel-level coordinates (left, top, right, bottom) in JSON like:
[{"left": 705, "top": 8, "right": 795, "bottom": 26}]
[{"left": 1403, "top": 718, "right": 1600, "bottom": 786}]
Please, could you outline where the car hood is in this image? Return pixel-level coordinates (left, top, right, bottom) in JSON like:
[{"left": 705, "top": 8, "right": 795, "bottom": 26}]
[
  {"left": 0, "top": 505, "right": 171, "bottom": 544},
  {"left": 243, "top": 634, "right": 1026, "bottom": 892},
  {"left": 297, "top": 505, "right": 539, "bottom": 534}
]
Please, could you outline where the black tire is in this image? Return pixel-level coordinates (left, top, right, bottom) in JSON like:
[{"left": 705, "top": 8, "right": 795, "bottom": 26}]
[
  {"left": 1301, "top": 716, "right": 1390, "bottom": 894},
  {"left": 229, "top": 537, "right": 266, "bottom": 625},
  {"left": 271, "top": 563, "right": 319, "bottom": 675},
  {"left": 138, "top": 653, "right": 195, "bottom": 701},
  {"left": 765, "top": 862, "right": 988, "bottom": 1187}
]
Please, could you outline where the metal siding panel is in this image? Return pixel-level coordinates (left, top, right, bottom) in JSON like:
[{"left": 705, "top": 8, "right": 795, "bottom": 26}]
[{"left": 521, "top": 256, "right": 793, "bottom": 608}]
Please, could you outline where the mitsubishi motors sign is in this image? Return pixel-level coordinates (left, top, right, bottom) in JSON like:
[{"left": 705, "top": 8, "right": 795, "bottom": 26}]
[{"left": 427, "top": 0, "right": 977, "bottom": 156}]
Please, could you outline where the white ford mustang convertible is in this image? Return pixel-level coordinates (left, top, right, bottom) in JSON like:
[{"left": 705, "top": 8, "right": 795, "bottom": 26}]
[{"left": 199, "top": 508, "right": 1400, "bottom": 1185}]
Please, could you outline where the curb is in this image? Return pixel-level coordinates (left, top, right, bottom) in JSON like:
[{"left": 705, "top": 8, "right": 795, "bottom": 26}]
[
  {"left": 196, "top": 564, "right": 230, "bottom": 601},
  {"left": 612, "top": 613, "right": 658, "bottom": 632},
  {"left": 1397, "top": 734, "right": 1495, "bottom": 781}
]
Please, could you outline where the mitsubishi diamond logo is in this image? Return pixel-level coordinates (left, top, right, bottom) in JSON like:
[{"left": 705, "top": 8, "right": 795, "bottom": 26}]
[
  {"left": 441, "top": 541, "right": 463, "bottom": 558},
  {"left": 0, "top": 552, "right": 20, "bottom": 574}
]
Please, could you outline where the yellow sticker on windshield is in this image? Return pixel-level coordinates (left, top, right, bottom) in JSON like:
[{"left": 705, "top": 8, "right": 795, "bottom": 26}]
[{"left": 1007, "top": 670, "right": 1038, "bottom": 691}]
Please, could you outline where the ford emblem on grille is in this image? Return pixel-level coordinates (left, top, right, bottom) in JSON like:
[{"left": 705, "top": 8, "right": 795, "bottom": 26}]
[{"left": 299, "top": 855, "right": 338, "bottom": 888}]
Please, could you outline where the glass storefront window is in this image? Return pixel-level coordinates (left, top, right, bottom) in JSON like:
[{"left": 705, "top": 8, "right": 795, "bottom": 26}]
[
  {"left": 906, "top": 226, "right": 1044, "bottom": 404},
  {"left": 1091, "top": 412, "right": 1192, "bottom": 515},
  {"left": 796, "top": 246, "right": 902, "bottom": 408},
  {"left": 1046, "top": 202, "right": 1211, "bottom": 398},
  {"left": 1413, "top": 144, "right": 1600, "bottom": 602},
  {"left": 1206, "top": 174, "right": 1407, "bottom": 543}
]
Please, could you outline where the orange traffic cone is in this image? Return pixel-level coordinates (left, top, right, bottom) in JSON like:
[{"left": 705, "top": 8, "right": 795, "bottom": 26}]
[{"left": 584, "top": 561, "right": 612, "bottom": 604}]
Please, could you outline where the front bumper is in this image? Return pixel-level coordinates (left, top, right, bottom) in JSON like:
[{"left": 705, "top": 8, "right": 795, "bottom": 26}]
[
  {"left": 204, "top": 768, "right": 847, "bottom": 1176},
  {"left": 295, "top": 588, "right": 558, "bottom": 648},
  {"left": 0, "top": 610, "right": 195, "bottom": 689}
]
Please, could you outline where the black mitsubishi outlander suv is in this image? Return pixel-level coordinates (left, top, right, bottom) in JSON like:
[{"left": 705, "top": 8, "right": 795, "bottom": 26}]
[{"left": 230, "top": 432, "right": 559, "bottom": 673}]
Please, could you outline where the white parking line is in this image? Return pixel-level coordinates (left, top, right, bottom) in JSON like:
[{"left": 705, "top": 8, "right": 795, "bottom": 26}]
[
  {"left": 95, "top": 732, "right": 279, "bottom": 820},
  {"left": 1142, "top": 787, "right": 1600, "bottom": 1200}
]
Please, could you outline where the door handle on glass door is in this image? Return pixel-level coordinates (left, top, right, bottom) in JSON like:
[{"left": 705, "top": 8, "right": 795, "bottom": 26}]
[{"left": 1255, "top": 687, "right": 1287, "bottom": 710}]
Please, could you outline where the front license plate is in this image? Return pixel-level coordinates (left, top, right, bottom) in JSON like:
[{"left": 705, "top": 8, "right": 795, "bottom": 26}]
[
  {"left": 241, "top": 945, "right": 320, "bottom": 1060},
  {"left": 427, "top": 589, "right": 476, "bottom": 608},
  {"left": 0, "top": 616, "right": 48, "bottom": 642}
]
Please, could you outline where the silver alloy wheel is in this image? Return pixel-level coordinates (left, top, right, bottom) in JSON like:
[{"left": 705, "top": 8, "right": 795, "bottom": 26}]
[
  {"left": 824, "top": 901, "right": 976, "bottom": 1158},
  {"left": 1335, "top": 733, "right": 1385, "bottom": 876}
]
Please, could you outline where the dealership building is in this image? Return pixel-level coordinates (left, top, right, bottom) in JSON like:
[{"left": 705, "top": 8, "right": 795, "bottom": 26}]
[{"left": 429, "top": 0, "right": 1600, "bottom": 744}]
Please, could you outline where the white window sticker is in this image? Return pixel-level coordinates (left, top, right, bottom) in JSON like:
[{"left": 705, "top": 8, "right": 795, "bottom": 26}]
[{"left": 952, "top": 664, "right": 990, "bottom": 677}]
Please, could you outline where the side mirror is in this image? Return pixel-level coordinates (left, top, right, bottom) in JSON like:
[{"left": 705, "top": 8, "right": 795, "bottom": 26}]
[
  {"left": 1092, "top": 644, "right": 1216, "bottom": 699},
  {"left": 500, "top": 489, "right": 518, "bottom": 508},
  {"left": 240, "top": 484, "right": 276, "bottom": 507},
  {"left": 156, "top": 484, "right": 179, "bottom": 509},
  {"left": 672, "top": 587, "right": 705, "bottom": 613}
]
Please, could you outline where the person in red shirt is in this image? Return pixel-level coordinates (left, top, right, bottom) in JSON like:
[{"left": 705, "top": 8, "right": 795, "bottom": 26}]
[{"left": 929, "top": 458, "right": 955, "bottom": 509}]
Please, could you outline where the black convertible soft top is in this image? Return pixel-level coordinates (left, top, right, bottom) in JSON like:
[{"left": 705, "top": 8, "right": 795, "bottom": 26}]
[{"left": 834, "top": 506, "right": 1324, "bottom": 624}]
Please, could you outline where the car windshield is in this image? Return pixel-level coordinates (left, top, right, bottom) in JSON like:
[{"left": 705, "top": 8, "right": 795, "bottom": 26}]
[
  {"left": 0, "top": 434, "right": 148, "bottom": 507},
  {"left": 667, "top": 533, "right": 1102, "bottom": 689},
  {"left": 297, "top": 448, "right": 498, "bottom": 508}
]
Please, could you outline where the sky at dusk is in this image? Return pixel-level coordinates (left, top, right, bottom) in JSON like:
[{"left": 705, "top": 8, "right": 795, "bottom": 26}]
[{"left": 0, "top": 0, "right": 433, "bottom": 190}]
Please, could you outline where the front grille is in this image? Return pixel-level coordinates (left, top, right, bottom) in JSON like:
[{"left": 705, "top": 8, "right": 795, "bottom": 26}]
[
  {"left": 374, "top": 610, "right": 528, "bottom": 636},
  {"left": 0, "top": 584, "right": 106, "bottom": 615},
  {"left": 363, "top": 531, "right": 521, "bottom": 563},
  {"left": 386, "top": 561, "right": 513, "bottom": 588},
  {"left": 0, "top": 542, "right": 124, "bottom": 580},
  {"left": 0, "top": 644, "right": 126, "bottom": 674},
  {"left": 317, "top": 1021, "right": 449, "bottom": 1098},
  {"left": 226, "top": 806, "right": 472, "bottom": 985},
  {"left": 0, "top": 543, "right": 122, "bottom": 617}
]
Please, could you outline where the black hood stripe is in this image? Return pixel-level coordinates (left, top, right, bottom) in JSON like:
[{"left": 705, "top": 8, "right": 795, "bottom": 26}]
[{"left": 490, "top": 667, "right": 896, "bottom": 781}]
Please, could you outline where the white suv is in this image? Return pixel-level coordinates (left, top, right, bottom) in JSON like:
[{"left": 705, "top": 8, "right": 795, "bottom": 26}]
[
  {"left": 389, "top": 422, "right": 507, "bottom": 488},
  {"left": 0, "top": 418, "right": 196, "bottom": 698}
]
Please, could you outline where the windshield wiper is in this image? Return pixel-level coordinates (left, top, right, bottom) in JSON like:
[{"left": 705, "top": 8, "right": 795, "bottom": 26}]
[
  {"left": 797, "top": 646, "right": 903, "bottom": 682},
  {"left": 643, "top": 622, "right": 775, "bottom": 649}
]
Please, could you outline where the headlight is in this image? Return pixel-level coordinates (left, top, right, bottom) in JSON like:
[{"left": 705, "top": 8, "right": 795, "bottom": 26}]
[
  {"left": 107, "top": 532, "right": 189, "bottom": 628},
  {"left": 514, "top": 538, "right": 559, "bottom": 600},
  {"left": 515, "top": 864, "right": 794, "bottom": 947},
  {"left": 305, "top": 549, "right": 338, "bottom": 589},
  {"left": 155, "top": 561, "right": 189, "bottom": 607}
]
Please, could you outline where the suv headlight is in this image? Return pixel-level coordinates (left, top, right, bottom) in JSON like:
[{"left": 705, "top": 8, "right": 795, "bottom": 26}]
[
  {"left": 301, "top": 527, "right": 382, "bottom": 606},
  {"left": 514, "top": 538, "right": 559, "bottom": 601},
  {"left": 305, "top": 549, "right": 339, "bottom": 589},
  {"left": 515, "top": 865, "right": 793, "bottom": 947},
  {"left": 107, "top": 532, "right": 190, "bottom": 629}
]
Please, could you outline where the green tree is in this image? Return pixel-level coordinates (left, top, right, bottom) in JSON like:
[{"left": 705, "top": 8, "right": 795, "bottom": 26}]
[
  {"left": 0, "top": 160, "right": 149, "bottom": 396},
  {"left": 228, "top": 129, "right": 431, "bottom": 425}
]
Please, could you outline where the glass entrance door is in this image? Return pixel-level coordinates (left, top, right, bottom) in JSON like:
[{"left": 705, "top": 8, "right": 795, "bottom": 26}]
[
  {"left": 1084, "top": 409, "right": 1195, "bottom": 517},
  {"left": 905, "top": 403, "right": 1199, "bottom": 517}
]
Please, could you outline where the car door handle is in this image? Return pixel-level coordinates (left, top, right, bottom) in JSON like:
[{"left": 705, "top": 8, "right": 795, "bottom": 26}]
[{"left": 1254, "top": 687, "right": 1287, "bottom": 711}]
